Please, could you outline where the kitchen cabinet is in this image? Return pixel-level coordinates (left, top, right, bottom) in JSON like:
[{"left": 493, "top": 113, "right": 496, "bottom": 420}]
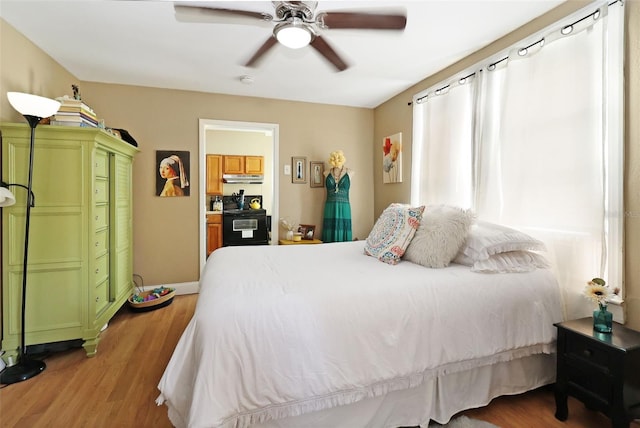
[
  {"left": 223, "top": 155, "right": 245, "bottom": 174},
  {"left": 245, "top": 156, "right": 264, "bottom": 174},
  {"left": 207, "top": 214, "right": 223, "bottom": 256},
  {"left": 1, "top": 123, "right": 138, "bottom": 358},
  {"left": 223, "top": 155, "right": 264, "bottom": 175},
  {"left": 206, "top": 154, "right": 223, "bottom": 195}
]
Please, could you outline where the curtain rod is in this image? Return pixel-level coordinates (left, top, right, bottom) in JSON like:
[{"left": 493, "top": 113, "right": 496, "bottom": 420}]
[{"left": 413, "top": 71, "right": 476, "bottom": 104}]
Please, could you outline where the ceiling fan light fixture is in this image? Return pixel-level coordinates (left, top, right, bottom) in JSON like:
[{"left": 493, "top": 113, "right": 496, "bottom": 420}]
[{"left": 275, "top": 20, "right": 312, "bottom": 49}]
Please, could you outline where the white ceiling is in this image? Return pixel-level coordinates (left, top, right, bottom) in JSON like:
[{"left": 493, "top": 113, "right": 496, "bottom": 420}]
[{"left": 0, "top": 0, "right": 565, "bottom": 108}]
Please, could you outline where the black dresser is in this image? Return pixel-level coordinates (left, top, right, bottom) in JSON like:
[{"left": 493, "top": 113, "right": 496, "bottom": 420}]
[{"left": 554, "top": 317, "right": 640, "bottom": 427}]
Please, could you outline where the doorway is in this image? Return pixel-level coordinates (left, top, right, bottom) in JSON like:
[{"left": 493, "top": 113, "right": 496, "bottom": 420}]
[{"left": 198, "top": 119, "right": 279, "bottom": 272}]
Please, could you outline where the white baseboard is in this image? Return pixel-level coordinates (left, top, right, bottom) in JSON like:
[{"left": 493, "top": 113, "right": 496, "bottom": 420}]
[{"left": 139, "top": 281, "right": 199, "bottom": 295}]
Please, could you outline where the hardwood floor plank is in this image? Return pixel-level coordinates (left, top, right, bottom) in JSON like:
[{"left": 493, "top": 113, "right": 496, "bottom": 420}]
[{"left": 1, "top": 293, "right": 639, "bottom": 427}]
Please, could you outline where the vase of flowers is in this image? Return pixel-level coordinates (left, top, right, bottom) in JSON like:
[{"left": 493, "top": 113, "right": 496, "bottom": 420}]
[
  {"left": 583, "top": 277, "right": 616, "bottom": 334},
  {"left": 279, "top": 218, "right": 297, "bottom": 241}
]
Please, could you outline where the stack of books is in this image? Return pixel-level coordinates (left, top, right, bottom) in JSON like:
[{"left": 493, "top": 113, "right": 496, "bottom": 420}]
[{"left": 51, "top": 96, "right": 100, "bottom": 127}]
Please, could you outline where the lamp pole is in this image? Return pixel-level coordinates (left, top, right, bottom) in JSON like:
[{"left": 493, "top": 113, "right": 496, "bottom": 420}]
[
  {"left": 1, "top": 93, "right": 60, "bottom": 385},
  {"left": 0, "top": 116, "right": 46, "bottom": 384},
  {"left": 19, "top": 115, "right": 41, "bottom": 359}
]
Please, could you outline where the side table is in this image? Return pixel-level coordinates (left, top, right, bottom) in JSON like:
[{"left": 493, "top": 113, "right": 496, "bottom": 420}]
[
  {"left": 278, "top": 239, "right": 323, "bottom": 245},
  {"left": 554, "top": 317, "right": 640, "bottom": 428}
]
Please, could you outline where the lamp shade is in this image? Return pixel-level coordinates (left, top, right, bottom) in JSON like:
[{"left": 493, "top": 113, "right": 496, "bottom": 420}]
[
  {"left": 275, "top": 21, "right": 312, "bottom": 49},
  {"left": 7, "top": 92, "right": 60, "bottom": 118},
  {"left": 0, "top": 186, "right": 17, "bottom": 207}
]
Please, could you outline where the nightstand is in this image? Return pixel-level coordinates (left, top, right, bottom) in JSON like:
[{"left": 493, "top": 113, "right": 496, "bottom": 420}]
[{"left": 554, "top": 318, "right": 640, "bottom": 427}]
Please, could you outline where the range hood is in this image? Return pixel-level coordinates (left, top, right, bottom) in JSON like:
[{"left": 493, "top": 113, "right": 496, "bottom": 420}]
[{"left": 223, "top": 174, "right": 264, "bottom": 184}]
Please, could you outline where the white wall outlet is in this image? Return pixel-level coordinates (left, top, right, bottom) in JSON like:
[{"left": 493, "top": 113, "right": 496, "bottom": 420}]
[{"left": 284, "top": 164, "right": 291, "bottom": 175}]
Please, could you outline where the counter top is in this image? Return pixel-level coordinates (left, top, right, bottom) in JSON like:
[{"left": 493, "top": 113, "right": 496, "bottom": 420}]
[{"left": 206, "top": 211, "right": 223, "bottom": 215}]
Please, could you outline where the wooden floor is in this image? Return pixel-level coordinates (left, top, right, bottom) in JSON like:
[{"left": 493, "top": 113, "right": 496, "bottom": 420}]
[{"left": 1, "top": 294, "right": 638, "bottom": 428}]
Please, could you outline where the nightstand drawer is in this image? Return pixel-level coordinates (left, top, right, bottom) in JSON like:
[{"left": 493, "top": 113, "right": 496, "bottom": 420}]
[
  {"left": 565, "top": 360, "right": 612, "bottom": 403},
  {"left": 565, "top": 334, "right": 611, "bottom": 371}
]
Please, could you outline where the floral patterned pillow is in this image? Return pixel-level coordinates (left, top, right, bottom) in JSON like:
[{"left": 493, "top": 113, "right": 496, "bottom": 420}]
[{"left": 364, "top": 204, "right": 424, "bottom": 265}]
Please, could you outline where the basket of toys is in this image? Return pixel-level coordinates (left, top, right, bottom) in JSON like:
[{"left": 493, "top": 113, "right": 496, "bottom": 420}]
[{"left": 128, "top": 286, "right": 175, "bottom": 312}]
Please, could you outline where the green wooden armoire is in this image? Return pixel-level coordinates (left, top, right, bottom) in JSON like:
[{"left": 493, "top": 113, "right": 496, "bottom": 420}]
[{"left": 1, "top": 123, "right": 138, "bottom": 358}]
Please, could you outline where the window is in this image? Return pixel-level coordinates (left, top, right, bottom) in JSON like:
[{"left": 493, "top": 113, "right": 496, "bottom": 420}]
[{"left": 412, "top": 1, "right": 624, "bottom": 320}]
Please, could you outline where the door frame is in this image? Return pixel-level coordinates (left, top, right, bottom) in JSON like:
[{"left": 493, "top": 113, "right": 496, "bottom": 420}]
[{"left": 199, "top": 119, "right": 279, "bottom": 273}]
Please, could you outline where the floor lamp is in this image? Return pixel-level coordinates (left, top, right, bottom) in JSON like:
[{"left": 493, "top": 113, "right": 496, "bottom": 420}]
[{"left": 0, "top": 92, "right": 60, "bottom": 385}]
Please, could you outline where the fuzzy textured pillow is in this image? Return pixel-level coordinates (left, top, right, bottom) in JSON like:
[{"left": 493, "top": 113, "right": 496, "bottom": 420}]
[
  {"left": 364, "top": 204, "right": 424, "bottom": 265},
  {"left": 403, "top": 205, "right": 476, "bottom": 268},
  {"left": 454, "top": 221, "right": 547, "bottom": 263}
]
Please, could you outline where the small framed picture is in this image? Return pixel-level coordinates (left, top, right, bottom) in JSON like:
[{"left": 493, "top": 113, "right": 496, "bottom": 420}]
[
  {"left": 298, "top": 224, "right": 316, "bottom": 240},
  {"left": 310, "top": 161, "right": 324, "bottom": 188},
  {"left": 292, "top": 156, "right": 307, "bottom": 183}
]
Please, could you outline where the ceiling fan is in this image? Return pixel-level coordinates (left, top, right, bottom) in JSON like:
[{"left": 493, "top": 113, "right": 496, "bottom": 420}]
[{"left": 174, "top": 1, "right": 407, "bottom": 72}]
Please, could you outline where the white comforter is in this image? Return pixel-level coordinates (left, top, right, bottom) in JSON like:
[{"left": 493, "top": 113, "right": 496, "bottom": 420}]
[{"left": 157, "top": 241, "right": 563, "bottom": 428}]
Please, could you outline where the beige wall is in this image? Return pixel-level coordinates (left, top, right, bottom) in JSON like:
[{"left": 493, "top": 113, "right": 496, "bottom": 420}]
[
  {"left": 81, "top": 83, "right": 374, "bottom": 285},
  {"left": 374, "top": 1, "right": 640, "bottom": 330},
  {"left": 0, "top": 20, "right": 76, "bottom": 121},
  {"left": 0, "top": 19, "right": 375, "bottom": 288},
  {"left": 624, "top": 1, "right": 640, "bottom": 329}
]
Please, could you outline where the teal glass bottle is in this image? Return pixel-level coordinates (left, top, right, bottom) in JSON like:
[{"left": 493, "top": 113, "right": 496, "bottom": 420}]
[{"left": 593, "top": 303, "right": 613, "bottom": 333}]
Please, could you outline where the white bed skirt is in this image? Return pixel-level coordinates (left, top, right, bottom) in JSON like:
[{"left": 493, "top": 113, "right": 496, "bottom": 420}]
[{"left": 165, "top": 353, "right": 555, "bottom": 428}]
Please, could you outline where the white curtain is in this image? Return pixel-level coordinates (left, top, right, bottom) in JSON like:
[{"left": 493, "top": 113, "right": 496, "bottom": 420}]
[
  {"left": 411, "top": 77, "right": 476, "bottom": 209},
  {"left": 476, "top": 10, "right": 605, "bottom": 320},
  {"left": 412, "top": 1, "right": 624, "bottom": 321}
]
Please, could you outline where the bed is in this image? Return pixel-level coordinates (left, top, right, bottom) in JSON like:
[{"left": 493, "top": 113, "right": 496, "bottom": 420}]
[{"left": 157, "top": 227, "right": 564, "bottom": 428}]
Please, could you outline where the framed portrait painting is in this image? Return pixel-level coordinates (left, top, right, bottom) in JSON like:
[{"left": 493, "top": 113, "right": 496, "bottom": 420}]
[{"left": 156, "top": 150, "right": 190, "bottom": 197}]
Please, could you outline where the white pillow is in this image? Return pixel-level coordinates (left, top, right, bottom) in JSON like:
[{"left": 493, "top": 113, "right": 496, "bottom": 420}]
[
  {"left": 469, "top": 250, "right": 550, "bottom": 273},
  {"left": 364, "top": 204, "right": 424, "bottom": 265},
  {"left": 403, "top": 205, "right": 475, "bottom": 268},
  {"left": 455, "top": 221, "right": 546, "bottom": 263}
]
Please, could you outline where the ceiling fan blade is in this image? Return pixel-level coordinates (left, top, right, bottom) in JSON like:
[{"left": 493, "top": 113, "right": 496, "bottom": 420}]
[
  {"left": 320, "top": 12, "right": 406, "bottom": 30},
  {"left": 245, "top": 37, "right": 279, "bottom": 67},
  {"left": 174, "top": 4, "right": 273, "bottom": 25},
  {"left": 310, "top": 36, "right": 348, "bottom": 72}
]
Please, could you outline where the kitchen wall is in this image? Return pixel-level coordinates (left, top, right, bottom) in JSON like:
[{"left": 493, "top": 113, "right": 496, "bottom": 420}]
[
  {"left": 373, "top": 0, "right": 640, "bottom": 331},
  {"left": 206, "top": 129, "right": 274, "bottom": 216}
]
